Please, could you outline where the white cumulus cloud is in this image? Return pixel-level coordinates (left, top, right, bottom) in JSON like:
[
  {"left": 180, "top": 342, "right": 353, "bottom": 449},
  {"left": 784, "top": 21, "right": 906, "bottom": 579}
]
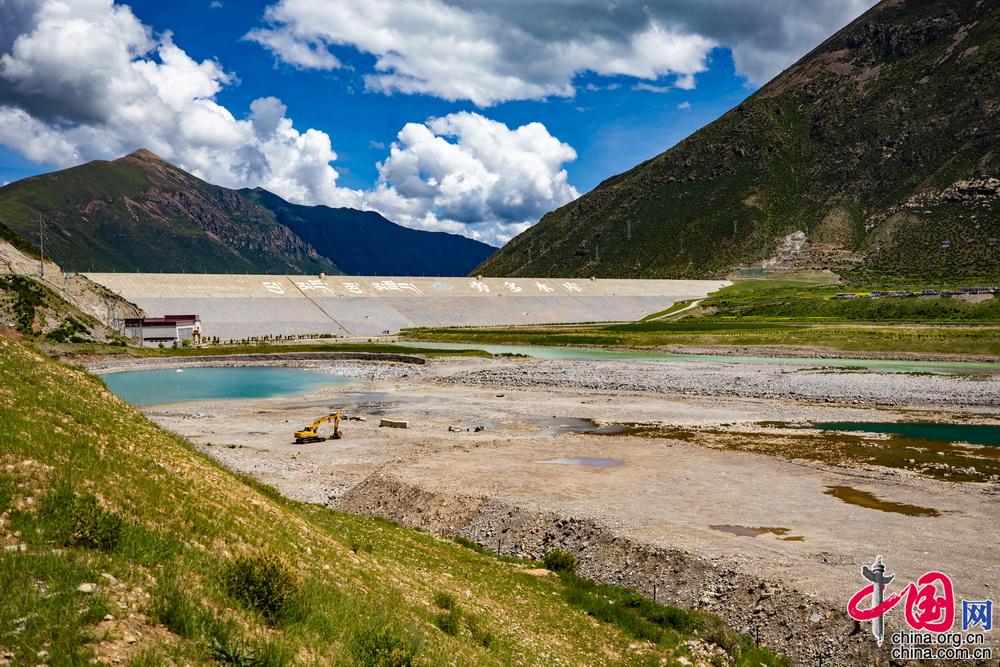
[
  {"left": 247, "top": 0, "right": 877, "bottom": 105},
  {"left": 247, "top": 0, "right": 715, "bottom": 106},
  {"left": 369, "top": 112, "right": 579, "bottom": 246}
]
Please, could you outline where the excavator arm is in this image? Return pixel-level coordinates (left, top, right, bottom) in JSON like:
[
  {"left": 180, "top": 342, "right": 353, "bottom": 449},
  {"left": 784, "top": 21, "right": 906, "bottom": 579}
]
[{"left": 293, "top": 412, "right": 342, "bottom": 444}]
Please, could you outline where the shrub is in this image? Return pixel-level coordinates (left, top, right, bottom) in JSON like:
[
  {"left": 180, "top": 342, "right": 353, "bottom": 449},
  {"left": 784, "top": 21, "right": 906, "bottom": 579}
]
[
  {"left": 209, "top": 632, "right": 292, "bottom": 667},
  {"left": 210, "top": 635, "right": 260, "bottom": 666},
  {"left": 349, "top": 626, "right": 420, "bottom": 667},
  {"left": 433, "top": 610, "right": 461, "bottom": 636},
  {"left": 647, "top": 606, "right": 701, "bottom": 633},
  {"left": 46, "top": 316, "right": 90, "bottom": 343},
  {"left": 38, "top": 482, "right": 122, "bottom": 552},
  {"left": 221, "top": 554, "right": 299, "bottom": 625},
  {"left": 543, "top": 549, "right": 577, "bottom": 574},
  {"left": 38, "top": 481, "right": 77, "bottom": 540},
  {"left": 348, "top": 540, "right": 373, "bottom": 554},
  {"left": 432, "top": 591, "right": 456, "bottom": 611},
  {"left": 464, "top": 615, "right": 493, "bottom": 649},
  {"left": 150, "top": 576, "right": 211, "bottom": 639},
  {"left": 0, "top": 275, "right": 46, "bottom": 333},
  {"left": 451, "top": 536, "right": 487, "bottom": 554},
  {"left": 70, "top": 494, "right": 123, "bottom": 551}
]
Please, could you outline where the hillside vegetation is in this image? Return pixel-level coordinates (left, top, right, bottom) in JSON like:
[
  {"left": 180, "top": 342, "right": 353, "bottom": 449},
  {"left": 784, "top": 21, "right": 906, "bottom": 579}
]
[
  {"left": 0, "top": 335, "right": 785, "bottom": 665},
  {"left": 0, "top": 273, "right": 130, "bottom": 346},
  {"left": 478, "top": 0, "right": 999, "bottom": 279}
]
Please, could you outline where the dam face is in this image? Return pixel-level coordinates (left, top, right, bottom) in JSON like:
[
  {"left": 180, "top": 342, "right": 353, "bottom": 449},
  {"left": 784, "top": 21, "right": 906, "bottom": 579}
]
[{"left": 85, "top": 273, "right": 729, "bottom": 340}]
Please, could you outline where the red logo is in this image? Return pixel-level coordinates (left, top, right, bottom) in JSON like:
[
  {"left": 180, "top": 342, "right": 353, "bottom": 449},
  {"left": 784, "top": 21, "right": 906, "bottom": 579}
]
[{"left": 849, "top": 568, "right": 955, "bottom": 633}]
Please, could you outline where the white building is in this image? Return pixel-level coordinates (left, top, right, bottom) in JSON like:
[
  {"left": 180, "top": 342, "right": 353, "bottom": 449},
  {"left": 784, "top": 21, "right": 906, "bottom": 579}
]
[{"left": 124, "top": 315, "right": 201, "bottom": 347}]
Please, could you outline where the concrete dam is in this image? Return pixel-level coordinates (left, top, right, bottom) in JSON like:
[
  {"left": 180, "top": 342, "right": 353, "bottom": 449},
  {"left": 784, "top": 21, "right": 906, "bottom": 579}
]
[{"left": 86, "top": 273, "right": 729, "bottom": 340}]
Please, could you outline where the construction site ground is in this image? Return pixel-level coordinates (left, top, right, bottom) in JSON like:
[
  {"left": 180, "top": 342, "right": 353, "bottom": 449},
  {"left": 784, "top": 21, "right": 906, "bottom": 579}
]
[{"left": 93, "top": 354, "right": 1000, "bottom": 664}]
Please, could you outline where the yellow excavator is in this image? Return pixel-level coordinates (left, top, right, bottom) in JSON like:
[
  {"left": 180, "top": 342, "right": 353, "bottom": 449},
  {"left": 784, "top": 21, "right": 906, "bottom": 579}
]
[{"left": 293, "top": 413, "right": 343, "bottom": 444}]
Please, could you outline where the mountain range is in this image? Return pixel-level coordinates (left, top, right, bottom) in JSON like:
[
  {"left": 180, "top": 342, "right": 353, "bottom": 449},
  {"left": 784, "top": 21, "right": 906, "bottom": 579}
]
[
  {"left": 0, "top": 149, "right": 495, "bottom": 276},
  {"left": 477, "top": 0, "right": 1000, "bottom": 279}
]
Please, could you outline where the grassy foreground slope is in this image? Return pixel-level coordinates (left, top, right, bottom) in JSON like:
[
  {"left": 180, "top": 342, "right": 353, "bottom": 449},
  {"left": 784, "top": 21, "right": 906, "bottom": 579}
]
[{"left": 0, "top": 336, "right": 783, "bottom": 666}]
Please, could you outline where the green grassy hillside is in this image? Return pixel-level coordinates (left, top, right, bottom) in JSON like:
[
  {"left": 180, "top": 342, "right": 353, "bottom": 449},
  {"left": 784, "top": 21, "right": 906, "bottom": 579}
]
[
  {"left": 478, "top": 0, "right": 999, "bottom": 278},
  {"left": 0, "top": 335, "right": 785, "bottom": 665},
  {"left": 0, "top": 151, "right": 337, "bottom": 274}
]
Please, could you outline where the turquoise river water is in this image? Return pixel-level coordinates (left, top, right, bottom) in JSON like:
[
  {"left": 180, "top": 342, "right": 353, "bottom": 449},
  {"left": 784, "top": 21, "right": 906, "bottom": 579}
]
[
  {"left": 103, "top": 367, "right": 350, "bottom": 406},
  {"left": 812, "top": 422, "right": 1000, "bottom": 446}
]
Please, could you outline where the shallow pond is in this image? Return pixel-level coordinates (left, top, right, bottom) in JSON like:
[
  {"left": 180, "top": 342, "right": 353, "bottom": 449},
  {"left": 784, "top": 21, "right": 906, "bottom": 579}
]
[
  {"left": 812, "top": 422, "right": 1000, "bottom": 447},
  {"left": 103, "top": 367, "right": 350, "bottom": 406}
]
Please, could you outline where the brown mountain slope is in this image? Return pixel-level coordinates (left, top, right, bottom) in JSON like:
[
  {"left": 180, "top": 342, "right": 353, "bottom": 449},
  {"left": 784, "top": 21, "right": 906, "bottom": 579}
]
[{"left": 477, "top": 0, "right": 999, "bottom": 279}]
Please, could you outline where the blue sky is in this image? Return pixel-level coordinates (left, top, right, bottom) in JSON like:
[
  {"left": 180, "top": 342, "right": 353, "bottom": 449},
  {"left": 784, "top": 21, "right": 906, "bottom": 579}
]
[{"left": 0, "top": 0, "right": 875, "bottom": 244}]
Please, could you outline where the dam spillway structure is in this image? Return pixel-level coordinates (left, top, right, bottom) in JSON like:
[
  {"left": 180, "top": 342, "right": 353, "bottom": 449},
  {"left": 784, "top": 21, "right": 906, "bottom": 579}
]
[{"left": 85, "top": 273, "right": 729, "bottom": 341}]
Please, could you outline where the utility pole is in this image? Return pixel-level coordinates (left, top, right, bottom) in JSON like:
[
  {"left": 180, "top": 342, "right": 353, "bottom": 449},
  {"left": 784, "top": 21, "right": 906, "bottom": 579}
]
[
  {"left": 38, "top": 216, "right": 44, "bottom": 278},
  {"left": 733, "top": 219, "right": 738, "bottom": 238},
  {"left": 625, "top": 219, "right": 632, "bottom": 241}
]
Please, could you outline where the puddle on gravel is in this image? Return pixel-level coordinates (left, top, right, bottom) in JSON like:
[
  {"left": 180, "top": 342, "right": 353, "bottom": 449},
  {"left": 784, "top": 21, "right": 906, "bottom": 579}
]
[
  {"left": 528, "top": 416, "right": 629, "bottom": 436},
  {"left": 824, "top": 485, "right": 940, "bottom": 517},
  {"left": 537, "top": 457, "right": 624, "bottom": 468},
  {"left": 709, "top": 525, "right": 803, "bottom": 541}
]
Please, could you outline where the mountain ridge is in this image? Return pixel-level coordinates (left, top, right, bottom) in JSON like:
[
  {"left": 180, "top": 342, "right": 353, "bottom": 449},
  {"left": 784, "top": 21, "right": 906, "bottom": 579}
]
[
  {"left": 0, "top": 150, "right": 496, "bottom": 276},
  {"left": 476, "top": 0, "right": 999, "bottom": 279},
  {"left": 243, "top": 188, "right": 496, "bottom": 277}
]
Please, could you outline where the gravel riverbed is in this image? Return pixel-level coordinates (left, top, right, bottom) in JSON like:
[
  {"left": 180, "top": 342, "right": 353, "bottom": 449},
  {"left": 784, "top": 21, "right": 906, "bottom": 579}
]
[{"left": 444, "top": 359, "right": 1000, "bottom": 407}]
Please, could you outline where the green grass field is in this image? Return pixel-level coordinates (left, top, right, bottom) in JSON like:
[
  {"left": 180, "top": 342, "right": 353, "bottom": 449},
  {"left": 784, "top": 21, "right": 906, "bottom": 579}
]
[
  {"left": 0, "top": 335, "right": 786, "bottom": 666},
  {"left": 699, "top": 272, "right": 1000, "bottom": 322},
  {"left": 404, "top": 321, "right": 1000, "bottom": 357},
  {"left": 405, "top": 274, "right": 1000, "bottom": 358}
]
